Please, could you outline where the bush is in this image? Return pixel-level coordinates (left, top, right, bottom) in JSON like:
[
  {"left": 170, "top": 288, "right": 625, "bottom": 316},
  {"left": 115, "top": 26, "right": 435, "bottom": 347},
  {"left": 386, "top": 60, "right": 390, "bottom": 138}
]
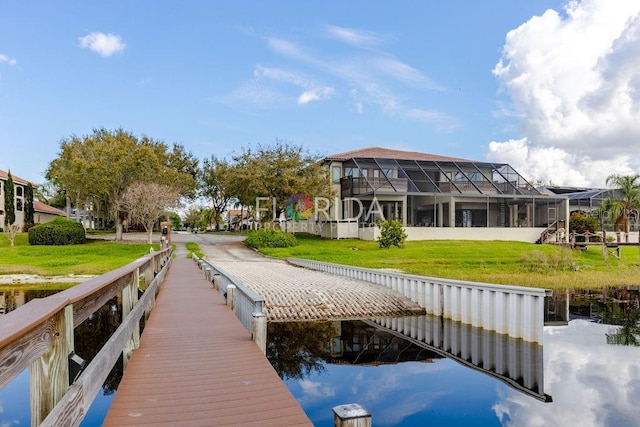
[
  {"left": 244, "top": 228, "right": 298, "bottom": 248},
  {"left": 377, "top": 219, "right": 407, "bottom": 249},
  {"left": 569, "top": 211, "right": 600, "bottom": 242},
  {"left": 28, "top": 218, "right": 86, "bottom": 245}
]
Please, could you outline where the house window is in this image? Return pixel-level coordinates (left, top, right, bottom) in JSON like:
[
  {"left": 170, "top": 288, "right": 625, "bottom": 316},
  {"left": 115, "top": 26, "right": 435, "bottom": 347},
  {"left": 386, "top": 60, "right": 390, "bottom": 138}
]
[
  {"left": 16, "top": 186, "right": 23, "bottom": 197},
  {"left": 16, "top": 198, "right": 23, "bottom": 211},
  {"left": 345, "top": 167, "right": 360, "bottom": 178},
  {"left": 332, "top": 166, "right": 341, "bottom": 184}
]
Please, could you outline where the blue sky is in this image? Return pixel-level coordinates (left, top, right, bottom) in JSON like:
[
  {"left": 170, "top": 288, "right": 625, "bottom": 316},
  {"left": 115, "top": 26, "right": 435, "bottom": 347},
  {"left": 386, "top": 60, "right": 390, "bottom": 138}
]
[{"left": 1, "top": 0, "right": 639, "bottom": 187}]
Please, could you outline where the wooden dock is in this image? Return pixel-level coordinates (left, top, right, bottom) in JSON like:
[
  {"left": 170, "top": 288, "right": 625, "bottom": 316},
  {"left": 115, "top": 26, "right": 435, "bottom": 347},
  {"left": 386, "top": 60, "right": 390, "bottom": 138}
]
[{"left": 102, "top": 257, "right": 311, "bottom": 426}]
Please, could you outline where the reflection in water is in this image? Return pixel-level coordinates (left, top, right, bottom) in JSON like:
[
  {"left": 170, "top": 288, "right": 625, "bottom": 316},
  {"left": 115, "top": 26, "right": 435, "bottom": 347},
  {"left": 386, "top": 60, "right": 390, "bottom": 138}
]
[
  {"left": 269, "top": 316, "right": 548, "bottom": 403},
  {"left": 268, "top": 321, "right": 441, "bottom": 381},
  {"left": 495, "top": 320, "right": 640, "bottom": 427},
  {"left": 0, "top": 288, "right": 130, "bottom": 426},
  {"left": 270, "top": 288, "right": 640, "bottom": 426},
  {"left": 545, "top": 286, "right": 640, "bottom": 346}
]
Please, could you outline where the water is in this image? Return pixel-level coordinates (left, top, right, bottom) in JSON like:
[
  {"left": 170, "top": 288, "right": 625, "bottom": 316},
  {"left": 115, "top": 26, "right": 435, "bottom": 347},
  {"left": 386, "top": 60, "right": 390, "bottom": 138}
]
[
  {"left": 2, "top": 287, "right": 639, "bottom": 426},
  {"left": 267, "top": 288, "right": 640, "bottom": 427},
  {"left": 0, "top": 289, "right": 124, "bottom": 427}
]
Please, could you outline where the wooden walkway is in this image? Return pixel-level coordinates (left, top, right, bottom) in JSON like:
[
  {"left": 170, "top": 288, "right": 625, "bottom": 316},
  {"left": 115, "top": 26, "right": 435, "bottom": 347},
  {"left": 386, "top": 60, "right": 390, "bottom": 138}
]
[{"left": 103, "top": 257, "right": 312, "bottom": 426}]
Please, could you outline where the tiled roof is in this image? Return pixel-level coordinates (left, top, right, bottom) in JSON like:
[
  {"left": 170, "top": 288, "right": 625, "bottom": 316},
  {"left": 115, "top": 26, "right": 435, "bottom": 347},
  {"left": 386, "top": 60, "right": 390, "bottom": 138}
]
[
  {"left": 34, "top": 201, "right": 66, "bottom": 216},
  {"left": 324, "top": 146, "right": 474, "bottom": 162},
  {"left": 0, "top": 169, "right": 33, "bottom": 186}
]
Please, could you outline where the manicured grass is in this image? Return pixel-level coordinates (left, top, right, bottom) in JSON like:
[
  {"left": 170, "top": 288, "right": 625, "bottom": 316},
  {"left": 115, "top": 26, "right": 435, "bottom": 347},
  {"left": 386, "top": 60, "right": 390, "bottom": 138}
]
[
  {"left": 258, "top": 235, "right": 640, "bottom": 289},
  {"left": 0, "top": 233, "right": 159, "bottom": 276}
]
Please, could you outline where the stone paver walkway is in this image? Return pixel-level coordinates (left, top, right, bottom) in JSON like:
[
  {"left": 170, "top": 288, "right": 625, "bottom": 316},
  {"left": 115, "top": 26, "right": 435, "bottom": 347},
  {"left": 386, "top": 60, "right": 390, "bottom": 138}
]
[{"left": 202, "top": 242, "right": 425, "bottom": 322}]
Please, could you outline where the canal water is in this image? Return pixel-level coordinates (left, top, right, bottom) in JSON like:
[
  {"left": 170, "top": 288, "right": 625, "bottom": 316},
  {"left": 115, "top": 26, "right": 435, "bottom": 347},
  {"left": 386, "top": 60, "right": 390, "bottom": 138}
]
[{"left": 1, "top": 287, "right": 639, "bottom": 426}]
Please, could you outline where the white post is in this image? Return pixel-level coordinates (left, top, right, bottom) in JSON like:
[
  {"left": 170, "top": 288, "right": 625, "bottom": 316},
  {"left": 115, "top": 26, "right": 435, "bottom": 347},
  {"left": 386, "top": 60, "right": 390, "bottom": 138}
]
[
  {"left": 251, "top": 312, "right": 267, "bottom": 354},
  {"left": 226, "top": 285, "right": 236, "bottom": 312}
]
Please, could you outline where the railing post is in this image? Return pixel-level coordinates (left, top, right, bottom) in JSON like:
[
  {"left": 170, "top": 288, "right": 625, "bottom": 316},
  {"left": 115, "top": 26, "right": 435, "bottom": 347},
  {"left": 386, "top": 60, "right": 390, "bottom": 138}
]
[
  {"left": 251, "top": 312, "right": 267, "bottom": 354},
  {"left": 213, "top": 273, "right": 220, "bottom": 291},
  {"left": 122, "top": 269, "right": 140, "bottom": 368},
  {"left": 30, "top": 305, "right": 73, "bottom": 426},
  {"left": 333, "top": 403, "right": 371, "bottom": 427},
  {"left": 226, "top": 284, "right": 236, "bottom": 312}
]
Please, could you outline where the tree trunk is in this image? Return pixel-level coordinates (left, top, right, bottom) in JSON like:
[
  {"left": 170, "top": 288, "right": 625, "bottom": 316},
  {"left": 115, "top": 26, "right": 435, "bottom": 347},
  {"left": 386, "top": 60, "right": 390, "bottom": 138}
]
[{"left": 115, "top": 217, "right": 124, "bottom": 241}]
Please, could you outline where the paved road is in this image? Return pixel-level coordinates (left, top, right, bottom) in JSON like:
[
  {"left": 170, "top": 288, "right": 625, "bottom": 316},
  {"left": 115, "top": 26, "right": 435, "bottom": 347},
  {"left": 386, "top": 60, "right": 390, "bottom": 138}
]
[{"left": 106, "top": 232, "right": 424, "bottom": 321}]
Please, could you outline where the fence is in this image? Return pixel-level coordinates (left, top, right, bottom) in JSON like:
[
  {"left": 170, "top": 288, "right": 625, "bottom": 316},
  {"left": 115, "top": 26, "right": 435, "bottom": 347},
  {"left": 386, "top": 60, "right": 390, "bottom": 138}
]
[
  {"left": 193, "top": 256, "right": 267, "bottom": 353},
  {"left": 287, "top": 258, "right": 550, "bottom": 344},
  {"left": 0, "top": 247, "right": 172, "bottom": 427}
]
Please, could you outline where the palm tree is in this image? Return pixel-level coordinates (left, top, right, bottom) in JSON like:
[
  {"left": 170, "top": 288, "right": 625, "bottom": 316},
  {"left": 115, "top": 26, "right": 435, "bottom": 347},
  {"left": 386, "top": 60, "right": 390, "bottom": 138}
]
[{"left": 602, "top": 174, "right": 640, "bottom": 241}]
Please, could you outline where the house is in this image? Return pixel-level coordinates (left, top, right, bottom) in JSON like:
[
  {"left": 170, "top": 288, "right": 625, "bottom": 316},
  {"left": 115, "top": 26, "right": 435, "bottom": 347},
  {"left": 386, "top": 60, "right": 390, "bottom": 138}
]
[
  {"left": 0, "top": 169, "right": 66, "bottom": 229},
  {"left": 541, "top": 185, "right": 638, "bottom": 234},
  {"left": 291, "top": 147, "right": 570, "bottom": 243}
]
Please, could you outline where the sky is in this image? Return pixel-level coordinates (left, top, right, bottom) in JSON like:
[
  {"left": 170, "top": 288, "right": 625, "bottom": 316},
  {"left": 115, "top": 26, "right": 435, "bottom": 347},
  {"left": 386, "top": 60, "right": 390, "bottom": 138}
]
[{"left": 1, "top": 0, "right": 640, "bottom": 188}]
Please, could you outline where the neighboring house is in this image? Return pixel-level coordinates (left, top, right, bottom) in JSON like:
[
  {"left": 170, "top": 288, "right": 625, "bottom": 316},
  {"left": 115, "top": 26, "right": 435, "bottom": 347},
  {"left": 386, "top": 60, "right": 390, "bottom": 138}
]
[
  {"left": 541, "top": 186, "right": 617, "bottom": 214},
  {"left": 0, "top": 169, "right": 66, "bottom": 229},
  {"left": 34, "top": 201, "right": 67, "bottom": 224},
  {"left": 542, "top": 186, "right": 637, "bottom": 233},
  {"left": 291, "top": 147, "right": 570, "bottom": 243},
  {"left": 225, "top": 209, "right": 253, "bottom": 231}
]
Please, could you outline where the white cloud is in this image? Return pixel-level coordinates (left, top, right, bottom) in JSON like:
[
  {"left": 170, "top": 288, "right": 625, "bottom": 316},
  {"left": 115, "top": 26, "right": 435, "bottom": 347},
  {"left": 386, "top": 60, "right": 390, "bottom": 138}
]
[
  {"left": 491, "top": 0, "right": 640, "bottom": 186},
  {"left": 227, "top": 28, "right": 452, "bottom": 129},
  {"left": 325, "top": 25, "right": 388, "bottom": 50},
  {"left": 298, "top": 87, "right": 334, "bottom": 104},
  {"left": 487, "top": 137, "right": 634, "bottom": 186},
  {"left": 493, "top": 320, "right": 640, "bottom": 427},
  {"left": 0, "top": 54, "right": 16, "bottom": 66},
  {"left": 221, "top": 65, "right": 334, "bottom": 107},
  {"left": 299, "top": 380, "right": 335, "bottom": 402},
  {"left": 267, "top": 37, "right": 309, "bottom": 61},
  {"left": 78, "top": 32, "right": 126, "bottom": 57}
]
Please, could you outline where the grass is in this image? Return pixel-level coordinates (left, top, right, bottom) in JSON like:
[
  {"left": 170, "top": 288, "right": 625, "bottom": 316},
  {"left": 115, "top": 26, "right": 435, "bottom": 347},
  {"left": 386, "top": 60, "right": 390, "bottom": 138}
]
[
  {"left": 0, "top": 233, "right": 159, "bottom": 276},
  {"left": 186, "top": 242, "right": 204, "bottom": 259},
  {"left": 258, "top": 234, "right": 640, "bottom": 290}
]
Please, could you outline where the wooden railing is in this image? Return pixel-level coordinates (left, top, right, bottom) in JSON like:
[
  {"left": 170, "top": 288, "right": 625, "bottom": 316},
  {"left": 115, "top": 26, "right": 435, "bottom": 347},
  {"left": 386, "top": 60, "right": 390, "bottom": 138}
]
[
  {"left": 192, "top": 256, "right": 267, "bottom": 354},
  {"left": 287, "top": 258, "right": 550, "bottom": 344},
  {"left": 0, "top": 248, "right": 172, "bottom": 427}
]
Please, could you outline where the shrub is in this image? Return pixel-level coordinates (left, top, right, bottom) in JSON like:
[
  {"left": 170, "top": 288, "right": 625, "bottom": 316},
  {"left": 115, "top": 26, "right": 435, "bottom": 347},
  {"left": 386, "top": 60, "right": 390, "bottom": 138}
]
[
  {"left": 244, "top": 228, "right": 298, "bottom": 248},
  {"left": 28, "top": 218, "right": 86, "bottom": 245},
  {"left": 377, "top": 219, "right": 407, "bottom": 249},
  {"left": 569, "top": 211, "right": 600, "bottom": 242}
]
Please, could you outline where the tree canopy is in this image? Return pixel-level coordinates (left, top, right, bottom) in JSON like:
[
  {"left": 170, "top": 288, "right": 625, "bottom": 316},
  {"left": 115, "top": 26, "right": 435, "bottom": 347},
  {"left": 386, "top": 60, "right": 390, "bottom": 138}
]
[
  {"left": 199, "top": 155, "right": 236, "bottom": 231},
  {"left": 231, "top": 141, "right": 330, "bottom": 220},
  {"left": 602, "top": 174, "right": 640, "bottom": 238},
  {"left": 46, "top": 128, "right": 198, "bottom": 240}
]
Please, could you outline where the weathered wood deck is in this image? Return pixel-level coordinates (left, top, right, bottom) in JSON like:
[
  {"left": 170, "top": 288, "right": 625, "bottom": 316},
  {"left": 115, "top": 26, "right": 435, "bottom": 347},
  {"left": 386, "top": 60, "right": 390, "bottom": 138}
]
[{"left": 103, "top": 257, "right": 311, "bottom": 426}]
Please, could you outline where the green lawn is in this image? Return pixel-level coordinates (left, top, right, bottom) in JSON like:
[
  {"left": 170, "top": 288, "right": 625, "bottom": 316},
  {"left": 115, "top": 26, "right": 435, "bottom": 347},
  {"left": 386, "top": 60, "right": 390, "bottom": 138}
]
[
  {"left": 0, "top": 233, "right": 158, "bottom": 276},
  {"left": 259, "top": 235, "right": 640, "bottom": 289}
]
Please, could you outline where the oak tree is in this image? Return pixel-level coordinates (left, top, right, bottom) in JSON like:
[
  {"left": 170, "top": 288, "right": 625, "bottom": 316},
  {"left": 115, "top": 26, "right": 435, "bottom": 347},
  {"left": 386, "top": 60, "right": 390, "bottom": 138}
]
[
  {"left": 231, "top": 141, "right": 330, "bottom": 221},
  {"left": 199, "top": 156, "right": 236, "bottom": 231},
  {"left": 47, "top": 128, "right": 198, "bottom": 240}
]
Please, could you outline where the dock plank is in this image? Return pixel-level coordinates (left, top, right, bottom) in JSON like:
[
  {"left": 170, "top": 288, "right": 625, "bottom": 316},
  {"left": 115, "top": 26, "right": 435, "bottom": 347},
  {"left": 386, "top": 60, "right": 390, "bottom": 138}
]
[{"left": 103, "top": 257, "right": 311, "bottom": 426}]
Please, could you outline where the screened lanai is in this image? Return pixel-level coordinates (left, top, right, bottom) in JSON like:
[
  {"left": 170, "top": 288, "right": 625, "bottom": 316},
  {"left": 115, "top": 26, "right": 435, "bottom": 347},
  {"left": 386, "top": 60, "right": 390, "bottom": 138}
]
[{"left": 333, "top": 153, "right": 566, "bottom": 229}]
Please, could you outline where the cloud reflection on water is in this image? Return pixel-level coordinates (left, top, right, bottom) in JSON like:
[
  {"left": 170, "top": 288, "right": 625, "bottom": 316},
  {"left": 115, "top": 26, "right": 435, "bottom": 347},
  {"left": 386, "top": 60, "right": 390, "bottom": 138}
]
[{"left": 494, "top": 320, "right": 640, "bottom": 427}]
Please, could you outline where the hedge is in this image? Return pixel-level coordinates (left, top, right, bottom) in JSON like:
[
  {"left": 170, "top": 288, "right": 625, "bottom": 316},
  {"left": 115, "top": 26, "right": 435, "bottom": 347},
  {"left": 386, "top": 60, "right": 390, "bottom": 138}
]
[{"left": 28, "top": 217, "right": 86, "bottom": 245}]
